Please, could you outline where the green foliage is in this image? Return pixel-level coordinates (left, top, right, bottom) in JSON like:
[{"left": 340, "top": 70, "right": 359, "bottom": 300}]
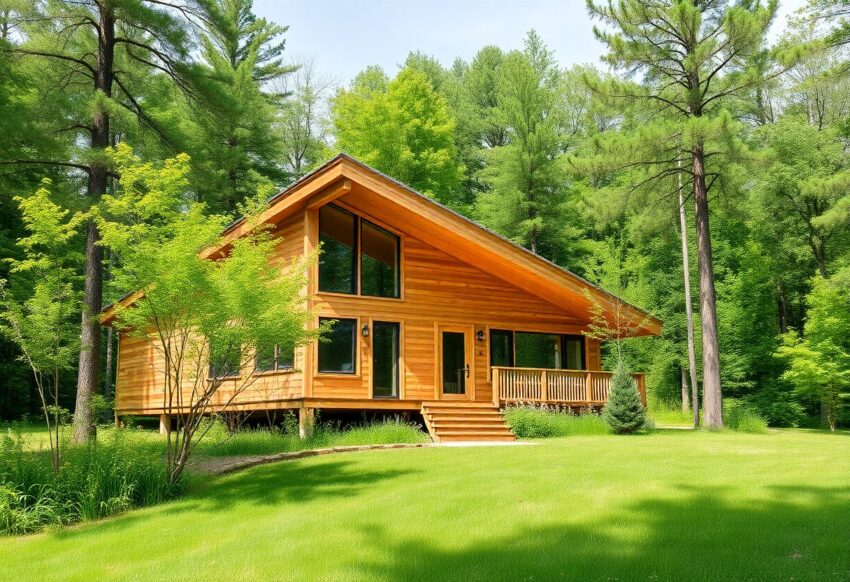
[
  {"left": 0, "top": 428, "right": 176, "bottom": 536},
  {"left": 777, "top": 276, "right": 850, "bottom": 431},
  {"left": 332, "top": 66, "right": 462, "bottom": 204},
  {"left": 723, "top": 399, "right": 769, "bottom": 434},
  {"left": 503, "top": 405, "right": 611, "bottom": 438},
  {"left": 602, "top": 365, "right": 647, "bottom": 434},
  {"left": 97, "top": 145, "right": 319, "bottom": 483},
  {"left": 195, "top": 416, "right": 428, "bottom": 457}
]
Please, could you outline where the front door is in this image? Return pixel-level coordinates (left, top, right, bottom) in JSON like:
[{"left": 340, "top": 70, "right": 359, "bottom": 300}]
[{"left": 437, "top": 325, "right": 474, "bottom": 400}]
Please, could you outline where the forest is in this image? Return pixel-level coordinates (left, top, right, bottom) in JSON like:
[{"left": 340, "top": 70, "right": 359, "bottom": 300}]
[{"left": 0, "top": 0, "right": 848, "bottom": 432}]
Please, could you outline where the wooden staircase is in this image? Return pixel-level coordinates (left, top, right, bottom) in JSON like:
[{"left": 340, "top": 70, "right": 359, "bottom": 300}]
[{"left": 421, "top": 401, "right": 516, "bottom": 443}]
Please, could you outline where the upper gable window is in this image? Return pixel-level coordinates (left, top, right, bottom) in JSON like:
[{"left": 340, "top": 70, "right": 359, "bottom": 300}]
[
  {"left": 360, "top": 221, "right": 400, "bottom": 298},
  {"left": 318, "top": 204, "right": 400, "bottom": 299},
  {"left": 319, "top": 205, "right": 357, "bottom": 294}
]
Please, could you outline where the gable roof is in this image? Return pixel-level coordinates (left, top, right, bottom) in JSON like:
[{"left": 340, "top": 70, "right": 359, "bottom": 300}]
[{"left": 105, "top": 154, "right": 662, "bottom": 336}]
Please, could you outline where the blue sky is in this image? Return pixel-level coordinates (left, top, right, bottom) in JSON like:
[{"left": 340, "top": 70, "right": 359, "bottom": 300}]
[{"left": 254, "top": 0, "right": 809, "bottom": 85}]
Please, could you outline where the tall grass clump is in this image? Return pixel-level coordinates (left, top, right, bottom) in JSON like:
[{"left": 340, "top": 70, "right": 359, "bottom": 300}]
[
  {"left": 504, "top": 404, "right": 611, "bottom": 438},
  {"left": 196, "top": 414, "right": 428, "bottom": 458},
  {"left": 724, "top": 399, "right": 769, "bottom": 433},
  {"left": 0, "top": 428, "right": 177, "bottom": 536}
]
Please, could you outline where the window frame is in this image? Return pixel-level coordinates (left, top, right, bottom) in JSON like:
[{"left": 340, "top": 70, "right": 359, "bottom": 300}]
[
  {"left": 489, "top": 330, "right": 587, "bottom": 372},
  {"left": 318, "top": 204, "right": 358, "bottom": 295},
  {"left": 316, "top": 203, "right": 404, "bottom": 302},
  {"left": 254, "top": 344, "right": 296, "bottom": 376},
  {"left": 208, "top": 342, "right": 242, "bottom": 380},
  {"left": 316, "top": 316, "right": 359, "bottom": 376},
  {"left": 360, "top": 219, "right": 401, "bottom": 299},
  {"left": 371, "top": 319, "right": 402, "bottom": 399}
]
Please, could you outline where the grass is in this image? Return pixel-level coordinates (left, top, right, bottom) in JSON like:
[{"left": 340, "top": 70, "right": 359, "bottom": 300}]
[
  {"left": 1, "top": 429, "right": 848, "bottom": 580},
  {"left": 195, "top": 417, "right": 429, "bottom": 457}
]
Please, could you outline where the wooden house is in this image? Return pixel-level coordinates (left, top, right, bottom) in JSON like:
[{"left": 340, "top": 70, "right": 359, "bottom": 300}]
[{"left": 105, "top": 154, "right": 662, "bottom": 442}]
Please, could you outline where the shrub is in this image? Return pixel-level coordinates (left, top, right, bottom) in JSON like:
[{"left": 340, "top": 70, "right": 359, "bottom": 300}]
[
  {"left": 602, "top": 366, "right": 647, "bottom": 434},
  {"left": 503, "top": 405, "right": 611, "bottom": 438},
  {"left": 0, "top": 429, "right": 177, "bottom": 536},
  {"left": 724, "top": 399, "right": 769, "bottom": 434}
]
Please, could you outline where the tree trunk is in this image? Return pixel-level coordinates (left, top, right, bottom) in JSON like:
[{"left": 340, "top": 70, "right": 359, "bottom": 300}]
[
  {"left": 103, "top": 325, "right": 114, "bottom": 423},
  {"left": 776, "top": 280, "right": 788, "bottom": 334},
  {"left": 72, "top": 6, "right": 114, "bottom": 443},
  {"left": 692, "top": 144, "right": 722, "bottom": 428},
  {"left": 678, "top": 164, "right": 700, "bottom": 427},
  {"left": 680, "top": 367, "right": 689, "bottom": 413}
]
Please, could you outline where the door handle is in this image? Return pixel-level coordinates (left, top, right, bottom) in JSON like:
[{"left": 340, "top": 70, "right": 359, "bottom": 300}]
[{"left": 465, "top": 364, "right": 470, "bottom": 378}]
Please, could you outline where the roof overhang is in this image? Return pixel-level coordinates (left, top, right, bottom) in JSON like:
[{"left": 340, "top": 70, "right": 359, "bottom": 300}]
[{"left": 103, "top": 154, "right": 662, "bottom": 336}]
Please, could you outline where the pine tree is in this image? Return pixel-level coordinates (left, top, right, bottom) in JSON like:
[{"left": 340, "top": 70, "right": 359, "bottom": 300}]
[
  {"left": 585, "top": 0, "right": 783, "bottom": 428},
  {"left": 602, "top": 365, "right": 647, "bottom": 434}
]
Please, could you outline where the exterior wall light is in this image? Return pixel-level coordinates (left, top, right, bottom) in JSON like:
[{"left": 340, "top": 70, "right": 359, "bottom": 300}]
[
  {"left": 362, "top": 324, "right": 370, "bottom": 337},
  {"left": 476, "top": 329, "right": 485, "bottom": 342}
]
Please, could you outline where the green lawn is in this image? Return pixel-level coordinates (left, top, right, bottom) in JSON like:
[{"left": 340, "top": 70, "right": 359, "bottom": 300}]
[{"left": 2, "top": 430, "right": 849, "bottom": 581}]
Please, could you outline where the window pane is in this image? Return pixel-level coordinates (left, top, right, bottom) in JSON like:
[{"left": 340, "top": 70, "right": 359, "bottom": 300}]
[
  {"left": 361, "top": 221, "right": 399, "bottom": 298},
  {"left": 278, "top": 344, "right": 295, "bottom": 369},
  {"left": 255, "top": 345, "right": 276, "bottom": 372},
  {"left": 319, "top": 205, "right": 357, "bottom": 294},
  {"left": 372, "top": 322, "right": 399, "bottom": 398},
  {"left": 490, "top": 329, "right": 514, "bottom": 367},
  {"left": 515, "top": 332, "right": 561, "bottom": 369},
  {"left": 318, "top": 318, "right": 356, "bottom": 374},
  {"left": 563, "top": 336, "right": 585, "bottom": 370},
  {"left": 441, "top": 331, "right": 466, "bottom": 394},
  {"left": 209, "top": 342, "right": 241, "bottom": 377}
]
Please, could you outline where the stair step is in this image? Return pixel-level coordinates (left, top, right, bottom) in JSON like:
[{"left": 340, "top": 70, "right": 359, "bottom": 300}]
[
  {"left": 422, "top": 401, "right": 496, "bottom": 409},
  {"left": 421, "top": 402, "right": 516, "bottom": 443},
  {"left": 439, "top": 434, "right": 517, "bottom": 442},
  {"left": 431, "top": 421, "right": 509, "bottom": 429},
  {"left": 428, "top": 414, "right": 505, "bottom": 424}
]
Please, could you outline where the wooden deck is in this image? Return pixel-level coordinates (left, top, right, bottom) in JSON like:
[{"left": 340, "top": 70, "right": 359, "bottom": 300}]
[{"left": 492, "top": 367, "right": 647, "bottom": 407}]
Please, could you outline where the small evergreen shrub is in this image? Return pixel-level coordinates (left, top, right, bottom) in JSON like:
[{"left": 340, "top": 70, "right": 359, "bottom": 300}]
[
  {"left": 724, "top": 399, "right": 769, "bottom": 434},
  {"left": 503, "top": 404, "right": 610, "bottom": 438},
  {"left": 602, "top": 366, "right": 647, "bottom": 434}
]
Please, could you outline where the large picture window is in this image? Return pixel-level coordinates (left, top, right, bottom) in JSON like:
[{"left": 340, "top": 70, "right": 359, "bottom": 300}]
[
  {"left": 515, "top": 332, "right": 562, "bottom": 369},
  {"left": 361, "top": 221, "right": 400, "bottom": 298},
  {"left": 319, "top": 205, "right": 357, "bottom": 294},
  {"left": 492, "top": 331, "right": 586, "bottom": 370},
  {"left": 318, "top": 204, "right": 400, "bottom": 298},
  {"left": 318, "top": 317, "right": 357, "bottom": 374}
]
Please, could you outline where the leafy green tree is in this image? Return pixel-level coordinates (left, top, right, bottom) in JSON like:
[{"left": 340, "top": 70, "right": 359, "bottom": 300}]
[
  {"left": 0, "top": 0, "right": 212, "bottom": 442},
  {"left": 778, "top": 276, "right": 850, "bottom": 431},
  {"left": 586, "top": 0, "right": 781, "bottom": 428},
  {"left": 0, "top": 180, "right": 81, "bottom": 472},
  {"left": 275, "top": 58, "right": 334, "bottom": 180},
  {"left": 97, "top": 145, "right": 318, "bottom": 484},
  {"left": 332, "top": 66, "right": 462, "bottom": 204},
  {"left": 602, "top": 364, "right": 647, "bottom": 434}
]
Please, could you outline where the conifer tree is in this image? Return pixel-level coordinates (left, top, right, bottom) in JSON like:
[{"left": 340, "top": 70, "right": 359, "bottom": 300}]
[
  {"left": 585, "top": 0, "right": 782, "bottom": 427},
  {"left": 602, "top": 364, "right": 647, "bottom": 434}
]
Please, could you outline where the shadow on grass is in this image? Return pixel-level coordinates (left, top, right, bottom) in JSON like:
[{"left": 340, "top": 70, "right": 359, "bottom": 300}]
[
  {"left": 357, "top": 484, "right": 850, "bottom": 581},
  {"left": 53, "top": 455, "right": 419, "bottom": 540}
]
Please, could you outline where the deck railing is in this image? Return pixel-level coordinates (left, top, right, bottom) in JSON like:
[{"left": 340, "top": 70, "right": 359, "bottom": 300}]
[{"left": 491, "top": 367, "right": 646, "bottom": 407}]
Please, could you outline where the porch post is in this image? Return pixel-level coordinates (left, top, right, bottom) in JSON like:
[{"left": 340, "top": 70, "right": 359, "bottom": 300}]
[
  {"left": 541, "top": 370, "right": 548, "bottom": 402},
  {"left": 159, "top": 414, "right": 171, "bottom": 436},
  {"left": 492, "top": 368, "right": 500, "bottom": 408},
  {"left": 585, "top": 372, "right": 593, "bottom": 404},
  {"left": 299, "top": 407, "right": 315, "bottom": 439}
]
